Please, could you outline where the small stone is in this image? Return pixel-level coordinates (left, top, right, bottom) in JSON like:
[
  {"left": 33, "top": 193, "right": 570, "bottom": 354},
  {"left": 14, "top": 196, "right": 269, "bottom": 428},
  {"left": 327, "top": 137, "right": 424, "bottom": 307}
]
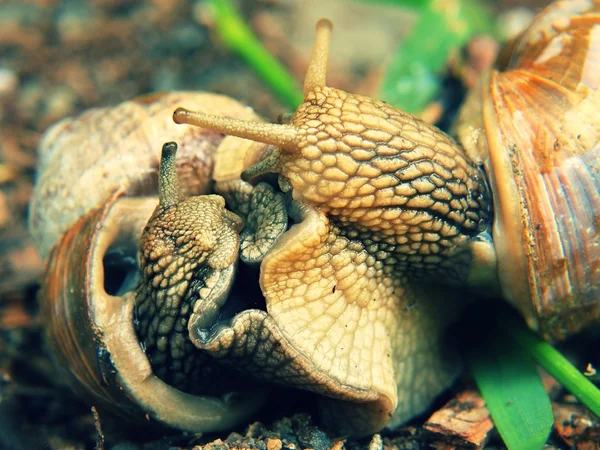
[
  {"left": 0, "top": 68, "right": 18, "bottom": 99},
  {"left": 55, "top": 2, "right": 97, "bottom": 44},
  {"left": 43, "top": 86, "right": 79, "bottom": 125},
  {"left": 266, "top": 438, "right": 283, "bottom": 450},
  {"left": 553, "top": 402, "right": 600, "bottom": 449},
  {"left": 192, "top": 438, "right": 230, "bottom": 450},
  {"left": 17, "top": 80, "right": 44, "bottom": 120},
  {"left": 368, "top": 434, "right": 383, "bottom": 450}
]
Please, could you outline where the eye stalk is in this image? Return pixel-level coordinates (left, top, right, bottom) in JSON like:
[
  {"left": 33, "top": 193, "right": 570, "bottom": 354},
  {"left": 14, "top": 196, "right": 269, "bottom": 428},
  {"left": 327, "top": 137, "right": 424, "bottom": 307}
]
[
  {"left": 303, "top": 18, "right": 333, "bottom": 95},
  {"left": 171, "top": 18, "right": 335, "bottom": 154},
  {"left": 159, "top": 141, "right": 184, "bottom": 207},
  {"left": 173, "top": 107, "right": 300, "bottom": 152}
]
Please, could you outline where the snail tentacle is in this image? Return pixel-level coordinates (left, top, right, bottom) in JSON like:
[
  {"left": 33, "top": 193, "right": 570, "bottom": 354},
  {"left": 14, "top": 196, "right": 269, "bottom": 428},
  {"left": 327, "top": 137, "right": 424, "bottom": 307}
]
[
  {"left": 303, "top": 18, "right": 333, "bottom": 95},
  {"left": 216, "top": 180, "right": 288, "bottom": 264},
  {"left": 173, "top": 108, "right": 302, "bottom": 153},
  {"left": 241, "top": 148, "right": 282, "bottom": 181},
  {"left": 158, "top": 142, "right": 184, "bottom": 207}
]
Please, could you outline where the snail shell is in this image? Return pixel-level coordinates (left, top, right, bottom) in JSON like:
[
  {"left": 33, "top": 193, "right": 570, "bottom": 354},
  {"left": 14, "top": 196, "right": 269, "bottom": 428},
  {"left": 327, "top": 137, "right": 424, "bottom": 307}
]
[
  {"left": 32, "top": 92, "right": 269, "bottom": 432},
  {"left": 30, "top": 92, "right": 259, "bottom": 259},
  {"left": 457, "top": 0, "right": 600, "bottom": 341}
]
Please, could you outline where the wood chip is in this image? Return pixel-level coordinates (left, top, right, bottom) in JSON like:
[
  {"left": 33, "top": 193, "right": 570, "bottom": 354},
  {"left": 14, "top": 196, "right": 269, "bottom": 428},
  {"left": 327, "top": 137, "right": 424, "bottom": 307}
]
[
  {"left": 553, "top": 402, "right": 600, "bottom": 449},
  {"left": 423, "top": 390, "right": 494, "bottom": 449}
]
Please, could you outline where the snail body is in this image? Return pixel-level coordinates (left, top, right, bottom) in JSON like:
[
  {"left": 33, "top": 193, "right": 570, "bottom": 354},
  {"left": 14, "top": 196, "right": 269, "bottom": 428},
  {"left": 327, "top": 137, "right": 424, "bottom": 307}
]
[
  {"left": 173, "top": 0, "right": 600, "bottom": 433},
  {"left": 32, "top": 0, "right": 599, "bottom": 439}
]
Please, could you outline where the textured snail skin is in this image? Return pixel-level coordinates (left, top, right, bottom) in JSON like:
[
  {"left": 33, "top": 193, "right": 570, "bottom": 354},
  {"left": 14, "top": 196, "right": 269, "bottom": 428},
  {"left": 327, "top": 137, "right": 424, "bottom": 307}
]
[
  {"left": 135, "top": 143, "right": 245, "bottom": 392},
  {"left": 172, "top": 1, "right": 600, "bottom": 434},
  {"left": 42, "top": 190, "right": 267, "bottom": 432},
  {"left": 173, "top": 19, "right": 497, "bottom": 435}
]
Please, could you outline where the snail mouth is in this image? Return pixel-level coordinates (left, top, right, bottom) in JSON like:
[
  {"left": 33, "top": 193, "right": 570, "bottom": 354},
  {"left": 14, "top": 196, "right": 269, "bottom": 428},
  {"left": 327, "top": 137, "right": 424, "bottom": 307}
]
[{"left": 196, "top": 263, "right": 267, "bottom": 341}]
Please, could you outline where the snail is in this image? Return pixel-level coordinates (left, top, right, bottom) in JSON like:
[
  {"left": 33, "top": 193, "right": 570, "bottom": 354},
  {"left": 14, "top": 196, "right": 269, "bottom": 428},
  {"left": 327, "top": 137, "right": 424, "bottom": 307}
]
[
  {"left": 30, "top": 0, "right": 599, "bottom": 439},
  {"left": 31, "top": 92, "right": 282, "bottom": 432},
  {"left": 172, "top": 0, "right": 599, "bottom": 433}
]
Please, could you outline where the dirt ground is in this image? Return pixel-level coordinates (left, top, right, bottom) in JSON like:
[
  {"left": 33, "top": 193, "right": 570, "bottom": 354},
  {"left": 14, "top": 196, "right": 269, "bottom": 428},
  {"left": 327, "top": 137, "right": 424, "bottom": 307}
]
[{"left": 0, "top": 0, "right": 598, "bottom": 449}]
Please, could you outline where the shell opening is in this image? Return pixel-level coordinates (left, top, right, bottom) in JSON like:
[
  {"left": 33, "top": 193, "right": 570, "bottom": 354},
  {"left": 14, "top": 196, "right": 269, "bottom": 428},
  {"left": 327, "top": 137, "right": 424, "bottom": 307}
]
[{"left": 103, "top": 249, "right": 140, "bottom": 296}]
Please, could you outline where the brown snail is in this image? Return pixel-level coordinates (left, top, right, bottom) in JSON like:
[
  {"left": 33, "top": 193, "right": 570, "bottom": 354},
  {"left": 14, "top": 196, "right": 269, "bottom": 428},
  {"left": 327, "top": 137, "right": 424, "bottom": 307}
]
[
  {"left": 172, "top": 0, "right": 599, "bottom": 432},
  {"left": 31, "top": 92, "right": 278, "bottom": 432},
  {"left": 31, "top": 0, "right": 599, "bottom": 439}
]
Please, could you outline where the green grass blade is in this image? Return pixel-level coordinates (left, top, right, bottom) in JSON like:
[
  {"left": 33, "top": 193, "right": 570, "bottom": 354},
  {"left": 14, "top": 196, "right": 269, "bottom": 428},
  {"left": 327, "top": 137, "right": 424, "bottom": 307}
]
[
  {"left": 348, "top": 0, "right": 432, "bottom": 9},
  {"left": 207, "top": 0, "right": 303, "bottom": 109},
  {"left": 467, "top": 322, "right": 553, "bottom": 450},
  {"left": 379, "top": 0, "right": 493, "bottom": 112},
  {"left": 499, "top": 308, "right": 600, "bottom": 419}
]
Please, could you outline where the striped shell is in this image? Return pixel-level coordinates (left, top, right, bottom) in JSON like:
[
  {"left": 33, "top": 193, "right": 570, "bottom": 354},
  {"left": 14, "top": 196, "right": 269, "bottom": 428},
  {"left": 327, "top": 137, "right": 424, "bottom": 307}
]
[
  {"left": 458, "top": 0, "right": 600, "bottom": 341},
  {"left": 32, "top": 92, "right": 269, "bottom": 431}
]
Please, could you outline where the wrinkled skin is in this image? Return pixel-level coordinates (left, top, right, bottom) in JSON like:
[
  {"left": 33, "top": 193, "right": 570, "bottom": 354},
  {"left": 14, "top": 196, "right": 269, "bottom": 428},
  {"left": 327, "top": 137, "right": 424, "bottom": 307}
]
[{"left": 136, "top": 20, "right": 498, "bottom": 436}]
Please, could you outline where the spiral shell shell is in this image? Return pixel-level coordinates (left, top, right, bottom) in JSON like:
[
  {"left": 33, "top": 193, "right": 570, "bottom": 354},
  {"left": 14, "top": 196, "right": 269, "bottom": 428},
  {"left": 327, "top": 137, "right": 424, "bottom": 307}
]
[
  {"left": 458, "top": 0, "right": 600, "bottom": 340},
  {"left": 29, "top": 91, "right": 261, "bottom": 258},
  {"left": 32, "top": 92, "right": 269, "bottom": 431}
]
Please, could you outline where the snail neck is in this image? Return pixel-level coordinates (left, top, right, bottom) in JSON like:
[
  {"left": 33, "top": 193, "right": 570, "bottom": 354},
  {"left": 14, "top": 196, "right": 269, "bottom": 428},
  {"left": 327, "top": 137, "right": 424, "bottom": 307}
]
[
  {"left": 329, "top": 218, "right": 497, "bottom": 288},
  {"left": 273, "top": 86, "right": 496, "bottom": 287},
  {"left": 134, "top": 196, "right": 243, "bottom": 393},
  {"left": 134, "top": 143, "right": 244, "bottom": 393},
  {"left": 134, "top": 196, "right": 238, "bottom": 393}
]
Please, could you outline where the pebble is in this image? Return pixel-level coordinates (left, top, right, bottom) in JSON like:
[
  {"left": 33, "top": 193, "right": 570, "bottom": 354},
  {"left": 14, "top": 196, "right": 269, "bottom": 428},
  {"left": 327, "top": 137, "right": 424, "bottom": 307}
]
[
  {"left": 0, "top": 68, "right": 18, "bottom": 100},
  {"left": 55, "top": 1, "right": 97, "bottom": 44},
  {"left": 43, "top": 86, "right": 79, "bottom": 124},
  {"left": 368, "top": 434, "right": 383, "bottom": 450}
]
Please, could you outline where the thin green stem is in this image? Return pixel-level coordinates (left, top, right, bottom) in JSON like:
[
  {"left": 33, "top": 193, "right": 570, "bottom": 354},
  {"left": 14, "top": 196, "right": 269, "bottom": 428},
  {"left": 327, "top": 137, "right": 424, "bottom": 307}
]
[
  {"left": 501, "top": 308, "right": 600, "bottom": 418},
  {"left": 347, "top": 0, "right": 432, "bottom": 9},
  {"left": 207, "top": 0, "right": 303, "bottom": 109}
]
